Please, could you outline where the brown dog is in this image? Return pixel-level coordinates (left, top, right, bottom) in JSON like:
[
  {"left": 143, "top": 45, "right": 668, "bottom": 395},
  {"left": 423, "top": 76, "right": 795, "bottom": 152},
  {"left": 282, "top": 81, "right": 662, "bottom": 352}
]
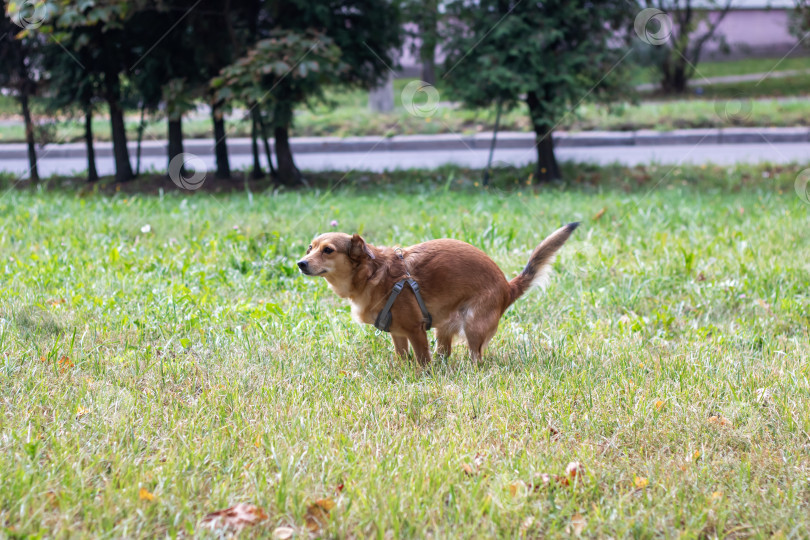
[{"left": 297, "top": 223, "right": 578, "bottom": 365}]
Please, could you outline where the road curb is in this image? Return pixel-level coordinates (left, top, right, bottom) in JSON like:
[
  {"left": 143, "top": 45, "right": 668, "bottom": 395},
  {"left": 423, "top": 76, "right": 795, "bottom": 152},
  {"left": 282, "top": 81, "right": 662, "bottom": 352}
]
[{"left": 1, "top": 127, "right": 808, "bottom": 160}]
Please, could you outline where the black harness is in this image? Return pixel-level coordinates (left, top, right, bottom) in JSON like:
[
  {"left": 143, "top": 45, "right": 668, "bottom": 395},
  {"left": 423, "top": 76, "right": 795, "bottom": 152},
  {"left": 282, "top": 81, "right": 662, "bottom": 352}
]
[{"left": 373, "top": 250, "right": 432, "bottom": 333}]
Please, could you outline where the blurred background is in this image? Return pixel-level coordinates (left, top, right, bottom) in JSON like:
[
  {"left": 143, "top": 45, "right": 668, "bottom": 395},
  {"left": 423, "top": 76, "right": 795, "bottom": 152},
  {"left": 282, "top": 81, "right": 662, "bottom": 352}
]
[{"left": 1, "top": 0, "right": 809, "bottom": 187}]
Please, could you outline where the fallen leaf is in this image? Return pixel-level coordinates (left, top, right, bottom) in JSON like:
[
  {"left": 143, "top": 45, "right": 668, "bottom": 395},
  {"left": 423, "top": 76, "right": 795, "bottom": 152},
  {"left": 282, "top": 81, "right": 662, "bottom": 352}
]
[
  {"left": 272, "top": 526, "right": 294, "bottom": 539},
  {"left": 708, "top": 415, "right": 732, "bottom": 427},
  {"left": 76, "top": 406, "right": 89, "bottom": 419},
  {"left": 509, "top": 481, "right": 526, "bottom": 497},
  {"left": 548, "top": 425, "right": 561, "bottom": 439},
  {"left": 569, "top": 513, "right": 586, "bottom": 535},
  {"left": 591, "top": 207, "right": 607, "bottom": 221},
  {"left": 138, "top": 487, "right": 155, "bottom": 501},
  {"left": 201, "top": 503, "right": 268, "bottom": 531},
  {"left": 305, "top": 498, "right": 335, "bottom": 532},
  {"left": 711, "top": 491, "right": 723, "bottom": 501},
  {"left": 693, "top": 450, "right": 701, "bottom": 460},
  {"left": 634, "top": 475, "right": 649, "bottom": 489},
  {"left": 254, "top": 433, "right": 262, "bottom": 448},
  {"left": 566, "top": 461, "right": 585, "bottom": 479},
  {"left": 654, "top": 400, "right": 664, "bottom": 411},
  {"left": 335, "top": 482, "right": 344, "bottom": 493},
  {"left": 461, "top": 463, "right": 476, "bottom": 476},
  {"left": 696, "top": 272, "right": 707, "bottom": 282}
]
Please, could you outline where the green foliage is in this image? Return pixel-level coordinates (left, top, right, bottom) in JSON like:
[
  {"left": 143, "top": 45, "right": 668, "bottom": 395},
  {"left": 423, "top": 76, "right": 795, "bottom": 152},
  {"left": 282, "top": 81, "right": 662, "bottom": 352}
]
[
  {"left": 441, "top": 0, "right": 636, "bottom": 130},
  {"left": 213, "top": 30, "right": 343, "bottom": 124}
]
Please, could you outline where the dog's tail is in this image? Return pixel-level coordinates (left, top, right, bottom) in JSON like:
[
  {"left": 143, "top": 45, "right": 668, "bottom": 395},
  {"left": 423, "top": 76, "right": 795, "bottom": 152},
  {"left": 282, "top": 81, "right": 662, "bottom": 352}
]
[{"left": 508, "top": 222, "right": 579, "bottom": 306}]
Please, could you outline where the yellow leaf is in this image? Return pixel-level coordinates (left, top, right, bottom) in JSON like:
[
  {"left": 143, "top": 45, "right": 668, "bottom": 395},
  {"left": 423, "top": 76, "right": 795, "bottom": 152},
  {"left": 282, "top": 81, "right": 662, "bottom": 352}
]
[
  {"left": 591, "top": 207, "right": 607, "bottom": 221},
  {"left": 305, "top": 498, "right": 335, "bottom": 532},
  {"left": 634, "top": 475, "right": 649, "bottom": 489},
  {"left": 654, "top": 400, "right": 664, "bottom": 411},
  {"left": 708, "top": 415, "right": 732, "bottom": 427},
  {"left": 711, "top": 491, "right": 723, "bottom": 501},
  {"left": 570, "top": 513, "right": 586, "bottom": 535},
  {"left": 76, "top": 406, "right": 89, "bottom": 419},
  {"left": 139, "top": 488, "right": 155, "bottom": 501},
  {"left": 509, "top": 481, "right": 526, "bottom": 497},
  {"left": 254, "top": 433, "right": 261, "bottom": 448}
]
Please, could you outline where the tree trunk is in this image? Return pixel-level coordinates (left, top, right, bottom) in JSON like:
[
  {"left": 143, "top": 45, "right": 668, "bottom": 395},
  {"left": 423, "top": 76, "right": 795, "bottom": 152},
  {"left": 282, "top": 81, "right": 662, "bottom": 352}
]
[
  {"left": 421, "top": 55, "right": 436, "bottom": 86},
  {"left": 274, "top": 124, "right": 302, "bottom": 186},
  {"left": 250, "top": 109, "right": 263, "bottom": 179},
  {"left": 258, "top": 114, "right": 277, "bottom": 178},
  {"left": 168, "top": 116, "right": 184, "bottom": 172},
  {"left": 84, "top": 109, "right": 99, "bottom": 182},
  {"left": 211, "top": 103, "right": 231, "bottom": 179},
  {"left": 525, "top": 91, "right": 561, "bottom": 183},
  {"left": 104, "top": 71, "right": 134, "bottom": 183},
  {"left": 19, "top": 91, "right": 39, "bottom": 183},
  {"left": 661, "top": 53, "right": 689, "bottom": 94},
  {"left": 534, "top": 132, "right": 561, "bottom": 183},
  {"left": 135, "top": 105, "right": 145, "bottom": 176}
]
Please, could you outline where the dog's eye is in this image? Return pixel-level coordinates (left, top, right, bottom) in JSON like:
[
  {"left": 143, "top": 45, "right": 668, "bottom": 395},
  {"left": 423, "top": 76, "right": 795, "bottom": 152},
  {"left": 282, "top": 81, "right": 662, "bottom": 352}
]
[
  {"left": 307, "top": 245, "right": 312, "bottom": 253},
  {"left": 323, "top": 247, "right": 334, "bottom": 254}
]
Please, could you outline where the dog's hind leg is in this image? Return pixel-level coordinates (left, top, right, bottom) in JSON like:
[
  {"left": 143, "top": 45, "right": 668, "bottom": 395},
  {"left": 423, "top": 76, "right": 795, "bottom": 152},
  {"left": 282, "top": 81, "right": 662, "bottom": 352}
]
[
  {"left": 464, "top": 310, "right": 501, "bottom": 365},
  {"left": 392, "top": 335, "right": 410, "bottom": 359}
]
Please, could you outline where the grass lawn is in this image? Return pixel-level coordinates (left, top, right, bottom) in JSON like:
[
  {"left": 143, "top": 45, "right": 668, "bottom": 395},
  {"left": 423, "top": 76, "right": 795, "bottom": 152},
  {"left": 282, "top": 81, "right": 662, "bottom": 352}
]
[{"left": 1, "top": 163, "right": 809, "bottom": 537}]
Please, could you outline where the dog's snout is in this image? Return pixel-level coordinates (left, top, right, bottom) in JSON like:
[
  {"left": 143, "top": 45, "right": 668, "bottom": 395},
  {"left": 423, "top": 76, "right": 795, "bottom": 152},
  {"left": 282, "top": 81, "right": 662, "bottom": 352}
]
[{"left": 297, "top": 260, "right": 309, "bottom": 271}]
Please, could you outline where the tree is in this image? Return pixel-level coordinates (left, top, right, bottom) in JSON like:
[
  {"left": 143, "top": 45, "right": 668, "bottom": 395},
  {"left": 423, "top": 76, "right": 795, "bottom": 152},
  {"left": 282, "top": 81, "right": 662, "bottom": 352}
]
[
  {"left": 37, "top": 1, "right": 140, "bottom": 182},
  {"left": 217, "top": 0, "right": 402, "bottom": 186},
  {"left": 1, "top": 2, "right": 44, "bottom": 182},
  {"left": 442, "top": 0, "right": 635, "bottom": 182},
  {"left": 403, "top": 0, "right": 440, "bottom": 85},
  {"left": 40, "top": 28, "right": 103, "bottom": 182},
  {"left": 213, "top": 30, "right": 343, "bottom": 184},
  {"left": 790, "top": 0, "right": 810, "bottom": 45},
  {"left": 639, "top": 0, "right": 733, "bottom": 94}
]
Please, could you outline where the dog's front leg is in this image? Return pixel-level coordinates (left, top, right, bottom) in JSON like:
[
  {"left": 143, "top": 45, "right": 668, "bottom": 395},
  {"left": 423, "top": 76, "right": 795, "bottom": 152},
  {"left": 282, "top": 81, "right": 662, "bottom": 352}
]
[
  {"left": 407, "top": 330, "right": 431, "bottom": 366},
  {"left": 392, "top": 335, "right": 410, "bottom": 359}
]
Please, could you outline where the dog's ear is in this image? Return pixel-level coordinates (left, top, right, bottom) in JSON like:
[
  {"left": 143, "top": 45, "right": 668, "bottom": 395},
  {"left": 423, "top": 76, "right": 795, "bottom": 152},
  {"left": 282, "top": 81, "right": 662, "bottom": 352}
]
[{"left": 350, "top": 234, "right": 375, "bottom": 260}]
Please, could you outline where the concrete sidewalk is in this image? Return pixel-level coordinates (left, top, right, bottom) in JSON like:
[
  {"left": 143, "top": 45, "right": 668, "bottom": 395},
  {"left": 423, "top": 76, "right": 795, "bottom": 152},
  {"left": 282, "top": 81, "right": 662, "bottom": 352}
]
[{"left": 1, "top": 127, "right": 809, "bottom": 161}]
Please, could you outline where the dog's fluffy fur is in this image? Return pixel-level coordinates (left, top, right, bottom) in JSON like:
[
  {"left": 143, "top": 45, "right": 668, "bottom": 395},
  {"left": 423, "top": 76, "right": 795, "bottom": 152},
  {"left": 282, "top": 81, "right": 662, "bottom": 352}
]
[{"left": 297, "top": 223, "right": 578, "bottom": 364}]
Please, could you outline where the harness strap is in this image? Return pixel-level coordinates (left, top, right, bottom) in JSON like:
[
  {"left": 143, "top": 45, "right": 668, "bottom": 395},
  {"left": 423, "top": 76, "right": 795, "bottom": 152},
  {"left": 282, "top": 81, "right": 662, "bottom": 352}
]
[{"left": 374, "top": 278, "right": 433, "bottom": 333}]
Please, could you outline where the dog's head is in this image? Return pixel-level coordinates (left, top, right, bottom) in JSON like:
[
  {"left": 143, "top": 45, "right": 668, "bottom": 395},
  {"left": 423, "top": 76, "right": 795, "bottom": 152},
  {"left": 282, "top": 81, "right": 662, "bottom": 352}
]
[{"left": 297, "top": 233, "right": 375, "bottom": 280}]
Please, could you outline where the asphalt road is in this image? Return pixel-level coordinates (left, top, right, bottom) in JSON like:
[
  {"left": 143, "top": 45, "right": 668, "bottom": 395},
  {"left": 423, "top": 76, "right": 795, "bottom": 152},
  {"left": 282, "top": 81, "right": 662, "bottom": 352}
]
[{"left": 2, "top": 142, "right": 809, "bottom": 180}]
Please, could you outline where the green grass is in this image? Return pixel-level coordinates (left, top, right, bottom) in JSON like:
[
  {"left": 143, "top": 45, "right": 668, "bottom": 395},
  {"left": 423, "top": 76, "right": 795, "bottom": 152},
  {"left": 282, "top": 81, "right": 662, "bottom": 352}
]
[
  {"left": 1, "top": 163, "right": 809, "bottom": 537},
  {"left": 695, "top": 56, "right": 810, "bottom": 79}
]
